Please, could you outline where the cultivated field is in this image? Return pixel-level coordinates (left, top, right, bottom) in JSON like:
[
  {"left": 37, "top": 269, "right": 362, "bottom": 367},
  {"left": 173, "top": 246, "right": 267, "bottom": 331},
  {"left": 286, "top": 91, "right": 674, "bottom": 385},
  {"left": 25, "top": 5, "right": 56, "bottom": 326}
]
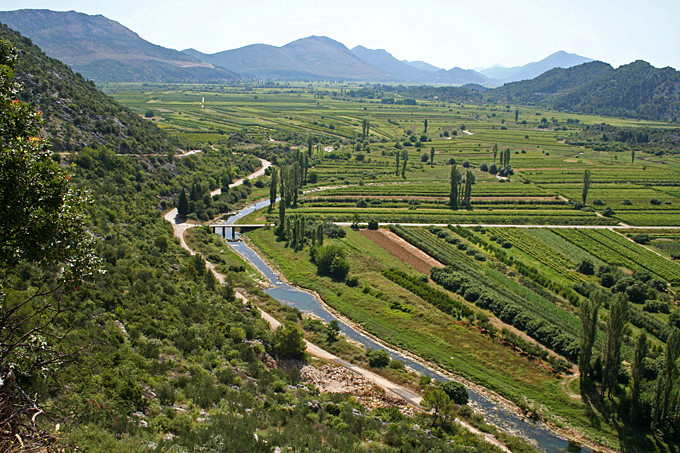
[{"left": 108, "top": 82, "right": 680, "bottom": 450}]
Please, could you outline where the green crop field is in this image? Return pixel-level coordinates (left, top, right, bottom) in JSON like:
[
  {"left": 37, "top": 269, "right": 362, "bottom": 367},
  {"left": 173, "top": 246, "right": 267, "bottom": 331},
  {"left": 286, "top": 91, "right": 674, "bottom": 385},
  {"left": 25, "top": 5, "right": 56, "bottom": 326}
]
[
  {"left": 108, "top": 82, "right": 680, "bottom": 226},
  {"left": 103, "top": 82, "right": 680, "bottom": 451}
]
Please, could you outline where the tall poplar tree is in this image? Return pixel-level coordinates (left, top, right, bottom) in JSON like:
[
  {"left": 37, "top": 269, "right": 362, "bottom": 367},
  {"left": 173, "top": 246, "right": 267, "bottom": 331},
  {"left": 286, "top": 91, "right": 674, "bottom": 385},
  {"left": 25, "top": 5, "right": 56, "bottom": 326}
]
[
  {"left": 449, "top": 165, "right": 461, "bottom": 209},
  {"left": 582, "top": 170, "right": 592, "bottom": 205},
  {"left": 579, "top": 290, "right": 603, "bottom": 390},
  {"left": 177, "top": 187, "right": 189, "bottom": 217},
  {"left": 602, "top": 293, "right": 629, "bottom": 398},
  {"left": 395, "top": 150, "right": 400, "bottom": 176},
  {"left": 463, "top": 171, "right": 475, "bottom": 207},
  {"left": 653, "top": 328, "right": 680, "bottom": 427},
  {"left": 268, "top": 167, "right": 278, "bottom": 212},
  {"left": 630, "top": 333, "right": 648, "bottom": 420}
]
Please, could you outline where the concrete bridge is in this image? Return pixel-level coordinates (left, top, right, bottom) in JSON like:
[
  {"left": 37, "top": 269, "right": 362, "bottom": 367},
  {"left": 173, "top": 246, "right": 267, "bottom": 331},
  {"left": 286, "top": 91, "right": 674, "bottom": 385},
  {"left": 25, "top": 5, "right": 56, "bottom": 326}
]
[{"left": 209, "top": 223, "right": 267, "bottom": 240}]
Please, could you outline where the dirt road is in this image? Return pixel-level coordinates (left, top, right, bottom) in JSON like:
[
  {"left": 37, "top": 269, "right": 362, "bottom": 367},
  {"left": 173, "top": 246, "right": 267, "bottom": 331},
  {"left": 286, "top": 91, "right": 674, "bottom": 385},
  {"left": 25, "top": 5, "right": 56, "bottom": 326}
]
[{"left": 162, "top": 161, "right": 512, "bottom": 453}]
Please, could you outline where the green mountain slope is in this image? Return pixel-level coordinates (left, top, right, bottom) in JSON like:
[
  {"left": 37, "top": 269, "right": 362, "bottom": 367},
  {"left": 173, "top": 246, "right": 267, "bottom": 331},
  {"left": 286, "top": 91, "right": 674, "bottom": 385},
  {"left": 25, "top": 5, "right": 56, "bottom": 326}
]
[
  {"left": 0, "top": 9, "right": 241, "bottom": 83},
  {"left": 551, "top": 60, "right": 680, "bottom": 122},
  {"left": 0, "top": 22, "right": 182, "bottom": 152},
  {"left": 487, "top": 61, "right": 614, "bottom": 104},
  {"left": 487, "top": 60, "right": 680, "bottom": 122}
]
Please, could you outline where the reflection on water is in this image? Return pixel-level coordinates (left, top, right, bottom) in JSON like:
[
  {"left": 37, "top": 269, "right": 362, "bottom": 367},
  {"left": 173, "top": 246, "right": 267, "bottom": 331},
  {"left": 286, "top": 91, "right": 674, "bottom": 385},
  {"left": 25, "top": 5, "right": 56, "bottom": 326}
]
[{"left": 220, "top": 199, "right": 587, "bottom": 453}]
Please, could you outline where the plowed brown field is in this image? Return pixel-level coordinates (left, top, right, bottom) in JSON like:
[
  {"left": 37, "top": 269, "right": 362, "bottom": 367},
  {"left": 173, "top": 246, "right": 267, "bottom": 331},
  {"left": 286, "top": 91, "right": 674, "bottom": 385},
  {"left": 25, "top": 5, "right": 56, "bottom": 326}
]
[{"left": 360, "top": 229, "right": 444, "bottom": 274}]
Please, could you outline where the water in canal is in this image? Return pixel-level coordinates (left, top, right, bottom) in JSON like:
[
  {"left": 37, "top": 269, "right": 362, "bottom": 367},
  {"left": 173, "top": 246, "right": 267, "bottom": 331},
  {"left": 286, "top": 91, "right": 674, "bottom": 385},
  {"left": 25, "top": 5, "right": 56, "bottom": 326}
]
[{"left": 222, "top": 199, "right": 588, "bottom": 452}]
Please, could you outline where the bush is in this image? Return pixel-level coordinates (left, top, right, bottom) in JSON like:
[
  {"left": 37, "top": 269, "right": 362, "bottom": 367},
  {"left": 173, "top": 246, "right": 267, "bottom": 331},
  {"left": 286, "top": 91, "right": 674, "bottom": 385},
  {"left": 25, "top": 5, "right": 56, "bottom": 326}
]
[
  {"left": 626, "top": 282, "right": 649, "bottom": 304},
  {"left": 602, "top": 207, "right": 615, "bottom": 217},
  {"left": 600, "top": 273, "right": 617, "bottom": 288},
  {"left": 669, "top": 312, "right": 680, "bottom": 329},
  {"left": 367, "top": 219, "right": 379, "bottom": 230},
  {"left": 463, "top": 286, "right": 481, "bottom": 302},
  {"left": 633, "top": 233, "right": 650, "bottom": 244},
  {"left": 346, "top": 275, "right": 359, "bottom": 287},
  {"left": 311, "top": 245, "right": 350, "bottom": 280},
  {"left": 577, "top": 259, "right": 595, "bottom": 275},
  {"left": 271, "top": 322, "right": 306, "bottom": 359},
  {"left": 323, "top": 222, "right": 346, "bottom": 238},
  {"left": 367, "top": 349, "right": 390, "bottom": 368},
  {"left": 643, "top": 300, "right": 670, "bottom": 314},
  {"left": 389, "top": 359, "right": 405, "bottom": 370},
  {"left": 649, "top": 278, "right": 668, "bottom": 292},
  {"left": 441, "top": 381, "right": 469, "bottom": 405},
  {"left": 650, "top": 198, "right": 662, "bottom": 205}
]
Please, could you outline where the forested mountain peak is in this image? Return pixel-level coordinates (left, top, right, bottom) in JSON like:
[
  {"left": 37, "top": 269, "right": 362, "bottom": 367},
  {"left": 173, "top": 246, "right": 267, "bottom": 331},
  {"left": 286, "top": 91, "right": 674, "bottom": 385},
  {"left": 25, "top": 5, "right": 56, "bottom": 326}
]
[{"left": 486, "top": 59, "right": 680, "bottom": 122}]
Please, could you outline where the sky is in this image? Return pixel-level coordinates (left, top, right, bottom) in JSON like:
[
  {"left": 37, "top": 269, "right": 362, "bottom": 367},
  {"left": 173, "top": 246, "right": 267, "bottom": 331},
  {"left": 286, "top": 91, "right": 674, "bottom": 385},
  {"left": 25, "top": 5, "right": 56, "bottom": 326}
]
[{"left": 1, "top": 0, "right": 678, "bottom": 70}]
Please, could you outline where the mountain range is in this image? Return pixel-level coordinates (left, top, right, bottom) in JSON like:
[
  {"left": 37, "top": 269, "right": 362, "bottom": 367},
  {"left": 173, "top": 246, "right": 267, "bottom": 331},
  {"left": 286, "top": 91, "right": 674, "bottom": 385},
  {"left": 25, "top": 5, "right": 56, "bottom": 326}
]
[
  {"left": 1, "top": 8, "right": 678, "bottom": 123},
  {"left": 0, "top": 9, "right": 590, "bottom": 85},
  {"left": 0, "top": 9, "right": 240, "bottom": 83},
  {"left": 183, "top": 36, "right": 387, "bottom": 82}
]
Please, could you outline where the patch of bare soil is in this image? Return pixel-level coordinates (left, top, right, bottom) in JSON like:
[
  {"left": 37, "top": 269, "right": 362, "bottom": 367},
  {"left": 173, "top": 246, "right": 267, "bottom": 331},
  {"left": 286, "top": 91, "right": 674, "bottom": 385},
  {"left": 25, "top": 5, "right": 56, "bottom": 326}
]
[
  {"left": 301, "top": 363, "right": 415, "bottom": 416},
  {"left": 361, "top": 229, "right": 444, "bottom": 274}
]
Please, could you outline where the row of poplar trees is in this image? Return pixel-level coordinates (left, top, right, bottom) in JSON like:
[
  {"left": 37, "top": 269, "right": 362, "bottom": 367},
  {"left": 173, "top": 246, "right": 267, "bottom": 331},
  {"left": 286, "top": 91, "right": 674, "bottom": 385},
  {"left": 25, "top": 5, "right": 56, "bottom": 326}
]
[
  {"left": 268, "top": 149, "right": 311, "bottom": 236},
  {"left": 449, "top": 165, "right": 475, "bottom": 209},
  {"left": 579, "top": 290, "right": 680, "bottom": 436},
  {"left": 277, "top": 214, "right": 324, "bottom": 252}
]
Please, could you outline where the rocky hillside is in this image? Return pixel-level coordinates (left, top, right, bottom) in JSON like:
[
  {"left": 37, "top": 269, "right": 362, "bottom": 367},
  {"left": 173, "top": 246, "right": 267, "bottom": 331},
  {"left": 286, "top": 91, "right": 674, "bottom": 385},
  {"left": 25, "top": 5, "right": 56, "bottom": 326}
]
[{"left": 1, "top": 22, "right": 183, "bottom": 152}]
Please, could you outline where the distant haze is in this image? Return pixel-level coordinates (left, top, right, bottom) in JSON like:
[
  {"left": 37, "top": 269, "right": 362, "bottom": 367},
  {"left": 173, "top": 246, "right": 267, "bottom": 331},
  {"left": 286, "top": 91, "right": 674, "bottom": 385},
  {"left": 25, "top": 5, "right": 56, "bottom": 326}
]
[{"left": 0, "top": 0, "right": 678, "bottom": 70}]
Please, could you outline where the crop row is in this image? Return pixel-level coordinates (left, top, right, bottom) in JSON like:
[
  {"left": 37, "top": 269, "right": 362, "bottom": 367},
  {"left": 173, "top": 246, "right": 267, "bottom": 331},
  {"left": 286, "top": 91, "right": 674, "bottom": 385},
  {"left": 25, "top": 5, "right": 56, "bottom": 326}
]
[
  {"left": 430, "top": 267, "right": 579, "bottom": 361},
  {"left": 320, "top": 183, "right": 550, "bottom": 197},
  {"left": 301, "top": 198, "right": 570, "bottom": 209},
  {"left": 553, "top": 229, "right": 680, "bottom": 283},
  {"left": 381, "top": 268, "right": 474, "bottom": 319},
  {"left": 445, "top": 226, "right": 583, "bottom": 306},
  {"left": 292, "top": 208, "right": 616, "bottom": 225},
  {"left": 487, "top": 228, "right": 586, "bottom": 282},
  {"left": 389, "top": 225, "right": 584, "bottom": 360}
]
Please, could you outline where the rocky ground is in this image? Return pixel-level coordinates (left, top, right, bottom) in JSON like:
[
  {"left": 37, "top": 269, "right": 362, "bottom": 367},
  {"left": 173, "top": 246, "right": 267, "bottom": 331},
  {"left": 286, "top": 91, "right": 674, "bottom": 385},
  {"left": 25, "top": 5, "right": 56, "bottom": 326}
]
[{"left": 300, "top": 362, "right": 416, "bottom": 416}]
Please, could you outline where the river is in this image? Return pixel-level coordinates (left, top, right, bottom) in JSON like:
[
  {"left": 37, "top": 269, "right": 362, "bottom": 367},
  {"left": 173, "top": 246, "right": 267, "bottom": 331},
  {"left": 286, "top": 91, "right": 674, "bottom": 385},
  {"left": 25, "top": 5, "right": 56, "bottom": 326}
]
[{"left": 222, "top": 197, "right": 588, "bottom": 452}]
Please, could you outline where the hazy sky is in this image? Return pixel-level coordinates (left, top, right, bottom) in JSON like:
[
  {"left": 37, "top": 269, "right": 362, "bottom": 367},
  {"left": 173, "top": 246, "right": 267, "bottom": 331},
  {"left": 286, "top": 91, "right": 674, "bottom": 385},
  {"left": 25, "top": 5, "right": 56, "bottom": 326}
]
[{"left": 1, "top": 0, "right": 678, "bottom": 70}]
